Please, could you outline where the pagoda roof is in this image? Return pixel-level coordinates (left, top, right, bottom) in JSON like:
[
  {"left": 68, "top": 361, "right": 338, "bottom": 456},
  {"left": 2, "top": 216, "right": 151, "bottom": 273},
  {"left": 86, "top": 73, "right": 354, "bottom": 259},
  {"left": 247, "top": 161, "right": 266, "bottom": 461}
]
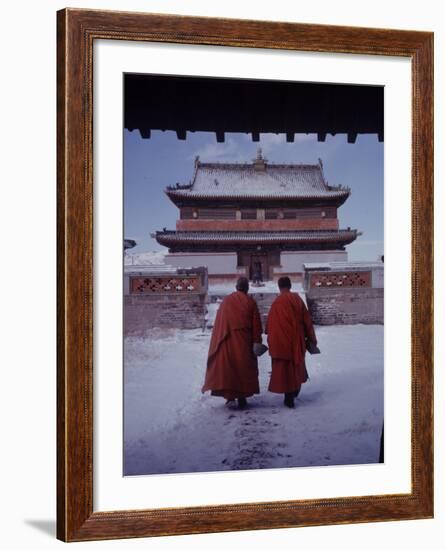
[
  {"left": 155, "top": 229, "right": 358, "bottom": 246},
  {"left": 166, "top": 156, "right": 350, "bottom": 204}
]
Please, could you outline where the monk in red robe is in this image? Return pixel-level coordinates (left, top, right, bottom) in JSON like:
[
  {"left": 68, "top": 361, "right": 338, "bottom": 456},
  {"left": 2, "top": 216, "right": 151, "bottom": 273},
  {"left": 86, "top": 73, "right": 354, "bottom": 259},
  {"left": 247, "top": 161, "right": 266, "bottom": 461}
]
[
  {"left": 202, "top": 277, "right": 263, "bottom": 409},
  {"left": 266, "top": 276, "right": 317, "bottom": 408}
]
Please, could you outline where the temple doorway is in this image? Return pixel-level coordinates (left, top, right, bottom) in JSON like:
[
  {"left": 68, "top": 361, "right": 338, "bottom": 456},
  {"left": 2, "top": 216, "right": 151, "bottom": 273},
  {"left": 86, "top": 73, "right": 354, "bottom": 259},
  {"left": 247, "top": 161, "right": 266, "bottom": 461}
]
[
  {"left": 238, "top": 251, "right": 280, "bottom": 281},
  {"left": 249, "top": 254, "right": 269, "bottom": 282}
]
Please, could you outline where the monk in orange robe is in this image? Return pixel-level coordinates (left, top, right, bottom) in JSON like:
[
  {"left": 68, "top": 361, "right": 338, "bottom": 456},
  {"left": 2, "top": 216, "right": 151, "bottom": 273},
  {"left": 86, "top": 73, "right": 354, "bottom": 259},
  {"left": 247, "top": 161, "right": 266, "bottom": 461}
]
[
  {"left": 202, "top": 277, "right": 263, "bottom": 409},
  {"left": 266, "top": 276, "right": 317, "bottom": 408}
]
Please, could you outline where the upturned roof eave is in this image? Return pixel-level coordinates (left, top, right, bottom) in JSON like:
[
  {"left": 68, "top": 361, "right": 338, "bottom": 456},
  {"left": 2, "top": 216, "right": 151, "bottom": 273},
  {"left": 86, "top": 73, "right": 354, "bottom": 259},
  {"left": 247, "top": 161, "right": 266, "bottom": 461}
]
[
  {"left": 165, "top": 190, "right": 350, "bottom": 206},
  {"left": 155, "top": 230, "right": 358, "bottom": 246}
]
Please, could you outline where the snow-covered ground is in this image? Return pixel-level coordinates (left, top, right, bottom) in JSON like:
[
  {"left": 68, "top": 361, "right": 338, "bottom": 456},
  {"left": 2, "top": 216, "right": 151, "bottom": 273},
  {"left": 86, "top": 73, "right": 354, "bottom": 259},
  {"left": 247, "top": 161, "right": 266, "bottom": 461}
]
[{"left": 124, "top": 324, "right": 383, "bottom": 476}]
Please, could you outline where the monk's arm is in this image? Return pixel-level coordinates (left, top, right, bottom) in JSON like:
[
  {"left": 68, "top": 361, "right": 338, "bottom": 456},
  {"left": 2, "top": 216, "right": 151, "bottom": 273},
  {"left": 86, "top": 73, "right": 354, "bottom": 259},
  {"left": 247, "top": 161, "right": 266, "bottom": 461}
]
[
  {"left": 302, "top": 302, "right": 317, "bottom": 344},
  {"left": 252, "top": 302, "right": 263, "bottom": 343}
]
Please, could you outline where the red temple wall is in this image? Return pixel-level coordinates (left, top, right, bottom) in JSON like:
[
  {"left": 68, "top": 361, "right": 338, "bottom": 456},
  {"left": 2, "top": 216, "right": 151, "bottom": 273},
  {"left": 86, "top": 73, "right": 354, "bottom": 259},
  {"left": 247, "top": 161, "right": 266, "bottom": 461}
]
[{"left": 176, "top": 218, "right": 339, "bottom": 231}]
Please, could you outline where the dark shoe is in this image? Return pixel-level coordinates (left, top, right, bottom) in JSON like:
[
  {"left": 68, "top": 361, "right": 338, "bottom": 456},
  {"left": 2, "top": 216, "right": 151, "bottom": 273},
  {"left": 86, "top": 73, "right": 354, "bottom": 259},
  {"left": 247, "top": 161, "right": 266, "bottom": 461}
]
[
  {"left": 237, "top": 397, "right": 248, "bottom": 409},
  {"left": 284, "top": 393, "right": 295, "bottom": 408}
]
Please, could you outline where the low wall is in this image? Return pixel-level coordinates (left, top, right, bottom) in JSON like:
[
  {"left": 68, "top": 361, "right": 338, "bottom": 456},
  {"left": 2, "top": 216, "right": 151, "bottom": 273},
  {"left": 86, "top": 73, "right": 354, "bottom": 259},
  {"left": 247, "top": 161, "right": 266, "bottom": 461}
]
[
  {"left": 306, "top": 287, "right": 384, "bottom": 325},
  {"left": 303, "top": 261, "right": 384, "bottom": 325},
  {"left": 124, "top": 267, "right": 208, "bottom": 334},
  {"left": 124, "top": 293, "right": 207, "bottom": 335},
  {"left": 303, "top": 261, "right": 384, "bottom": 290}
]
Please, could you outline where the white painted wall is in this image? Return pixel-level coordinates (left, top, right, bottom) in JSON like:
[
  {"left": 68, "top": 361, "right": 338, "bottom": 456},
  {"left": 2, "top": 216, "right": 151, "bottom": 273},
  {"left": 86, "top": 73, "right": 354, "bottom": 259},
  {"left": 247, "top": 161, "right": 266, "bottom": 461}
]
[
  {"left": 166, "top": 252, "right": 237, "bottom": 274},
  {"left": 166, "top": 251, "right": 349, "bottom": 276},
  {"left": 276, "top": 250, "right": 348, "bottom": 274}
]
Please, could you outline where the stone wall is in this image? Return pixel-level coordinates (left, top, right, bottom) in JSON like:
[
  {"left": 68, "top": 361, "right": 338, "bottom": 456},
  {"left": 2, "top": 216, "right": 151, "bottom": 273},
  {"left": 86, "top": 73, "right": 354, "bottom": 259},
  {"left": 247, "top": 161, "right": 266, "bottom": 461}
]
[
  {"left": 124, "top": 266, "right": 208, "bottom": 334},
  {"left": 124, "top": 293, "right": 207, "bottom": 335},
  {"left": 306, "top": 287, "right": 384, "bottom": 325},
  {"left": 303, "top": 261, "right": 384, "bottom": 325},
  {"left": 303, "top": 261, "right": 384, "bottom": 290}
]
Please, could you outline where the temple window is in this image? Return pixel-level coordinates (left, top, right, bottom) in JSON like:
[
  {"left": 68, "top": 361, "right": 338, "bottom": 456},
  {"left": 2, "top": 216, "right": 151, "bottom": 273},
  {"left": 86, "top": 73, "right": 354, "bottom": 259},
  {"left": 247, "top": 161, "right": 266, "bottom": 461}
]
[
  {"left": 198, "top": 208, "right": 236, "bottom": 219},
  {"left": 283, "top": 209, "right": 297, "bottom": 219},
  {"left": 180, "top": 207, "right": 194, "bottom": 219},
  {"left": 265, "top": 210, "right": 278, "bottom": 220},
  {"left": 241, "top": 209, "right": 257, "bottom": 220}
]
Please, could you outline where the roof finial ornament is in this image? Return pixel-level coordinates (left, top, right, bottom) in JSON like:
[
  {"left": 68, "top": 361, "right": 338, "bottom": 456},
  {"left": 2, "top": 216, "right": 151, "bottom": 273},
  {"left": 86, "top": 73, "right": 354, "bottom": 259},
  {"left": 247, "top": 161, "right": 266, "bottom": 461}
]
[{"left": 253, "top": 146, "right": 267, "bottom": 171}]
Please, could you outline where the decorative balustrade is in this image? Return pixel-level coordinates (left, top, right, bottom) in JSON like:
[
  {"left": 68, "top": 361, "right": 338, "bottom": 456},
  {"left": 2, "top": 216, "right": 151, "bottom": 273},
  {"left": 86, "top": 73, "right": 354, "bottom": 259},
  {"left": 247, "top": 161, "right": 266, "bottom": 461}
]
[
  {"left": 309, "top": 271, "right": 371, "bottom": 289},
  {"left": 130, "top": 275, "right": 202, "bottom": 294}
]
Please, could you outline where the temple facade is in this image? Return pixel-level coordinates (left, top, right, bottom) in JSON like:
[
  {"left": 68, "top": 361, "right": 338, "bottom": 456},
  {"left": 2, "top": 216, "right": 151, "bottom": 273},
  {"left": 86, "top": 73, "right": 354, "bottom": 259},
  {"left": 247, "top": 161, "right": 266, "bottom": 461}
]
[{"left": 154, "top": 150, "right": 360, "bottom": 282}]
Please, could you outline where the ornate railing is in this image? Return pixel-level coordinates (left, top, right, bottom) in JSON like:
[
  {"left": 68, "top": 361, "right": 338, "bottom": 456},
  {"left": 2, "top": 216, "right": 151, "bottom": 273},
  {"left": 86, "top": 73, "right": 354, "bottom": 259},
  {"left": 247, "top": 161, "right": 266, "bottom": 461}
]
[
  {"left": 309, "top": 271, "right": 371, "bottom": 288},
  {"left": 130, "top": 275, "right": 202, "bottom": 294}
]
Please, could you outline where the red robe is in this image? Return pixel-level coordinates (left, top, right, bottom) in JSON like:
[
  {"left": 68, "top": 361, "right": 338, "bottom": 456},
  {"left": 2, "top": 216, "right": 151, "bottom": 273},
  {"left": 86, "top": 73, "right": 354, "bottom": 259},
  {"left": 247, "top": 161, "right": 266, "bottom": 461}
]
[
  {"left": 202, "top": 291, "right": 263, "bottom": 400},
  {"left": 266, "top": 290, "right": 317, "bottom": 394}
]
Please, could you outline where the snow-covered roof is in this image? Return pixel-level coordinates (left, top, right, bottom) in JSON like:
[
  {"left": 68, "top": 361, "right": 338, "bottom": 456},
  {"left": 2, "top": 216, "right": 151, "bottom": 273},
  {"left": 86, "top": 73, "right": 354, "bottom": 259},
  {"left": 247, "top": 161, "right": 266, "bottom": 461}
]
[{"left": 166, "top": 155, "right": 350, "bottom": 202}]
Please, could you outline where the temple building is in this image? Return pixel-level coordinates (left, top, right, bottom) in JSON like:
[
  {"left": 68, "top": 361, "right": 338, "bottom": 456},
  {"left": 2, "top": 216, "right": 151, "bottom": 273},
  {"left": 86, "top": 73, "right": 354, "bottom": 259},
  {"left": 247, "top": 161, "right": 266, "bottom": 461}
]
[{"left": 154, "top": 150, "right": 360, "bottom": 282}]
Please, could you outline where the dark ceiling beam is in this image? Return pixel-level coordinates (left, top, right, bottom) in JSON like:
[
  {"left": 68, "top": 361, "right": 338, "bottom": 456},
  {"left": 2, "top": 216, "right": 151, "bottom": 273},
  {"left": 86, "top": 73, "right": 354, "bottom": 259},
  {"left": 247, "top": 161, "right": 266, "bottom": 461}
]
[
  {"left": 139, "top": 128, "right": 151, "bottom": 139},
  {"left": 347, "top": 132, "right": 358, "bottom": 144},
  {"left": 124, "top": 75, "right": 384, "bottom": 141}
]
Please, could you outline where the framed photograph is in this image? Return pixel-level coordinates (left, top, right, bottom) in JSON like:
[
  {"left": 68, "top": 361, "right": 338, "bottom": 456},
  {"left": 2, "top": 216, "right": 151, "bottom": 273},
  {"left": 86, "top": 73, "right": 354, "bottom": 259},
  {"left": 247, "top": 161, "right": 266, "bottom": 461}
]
[{"left": 57, "top": 8, "right": 433, "bottom": 542}]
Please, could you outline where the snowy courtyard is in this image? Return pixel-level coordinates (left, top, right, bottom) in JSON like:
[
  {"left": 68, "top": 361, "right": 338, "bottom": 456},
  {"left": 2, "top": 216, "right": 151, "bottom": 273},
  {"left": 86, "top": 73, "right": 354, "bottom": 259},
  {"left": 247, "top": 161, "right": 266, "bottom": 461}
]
[{"left": 124, "top": 323, "right": 384, "bottom": 476}]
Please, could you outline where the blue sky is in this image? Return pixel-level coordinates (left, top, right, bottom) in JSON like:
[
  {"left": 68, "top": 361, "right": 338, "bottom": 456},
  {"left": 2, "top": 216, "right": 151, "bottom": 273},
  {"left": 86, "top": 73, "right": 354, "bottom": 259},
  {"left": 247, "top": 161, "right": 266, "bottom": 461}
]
[{"left": 124, "top": 130, "right": 383, "bottom": 262}]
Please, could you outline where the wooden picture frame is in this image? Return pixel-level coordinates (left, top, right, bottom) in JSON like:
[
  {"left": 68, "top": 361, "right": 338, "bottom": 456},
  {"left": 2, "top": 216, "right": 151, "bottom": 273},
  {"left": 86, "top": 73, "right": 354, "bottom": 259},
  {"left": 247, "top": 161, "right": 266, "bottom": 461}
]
[{"left": 57, "top": 8, "right": 433, "bottom": 542}]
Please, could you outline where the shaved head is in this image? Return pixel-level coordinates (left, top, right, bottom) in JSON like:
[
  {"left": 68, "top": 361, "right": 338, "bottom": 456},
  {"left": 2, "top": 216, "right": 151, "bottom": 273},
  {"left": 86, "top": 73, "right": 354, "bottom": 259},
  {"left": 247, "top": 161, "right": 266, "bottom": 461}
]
[
  {"left": 236, "top": 277, "right": 249, "bottom": 293},
  {"left": 278, "top": 276, "right": 292, "bottom": 290}
]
